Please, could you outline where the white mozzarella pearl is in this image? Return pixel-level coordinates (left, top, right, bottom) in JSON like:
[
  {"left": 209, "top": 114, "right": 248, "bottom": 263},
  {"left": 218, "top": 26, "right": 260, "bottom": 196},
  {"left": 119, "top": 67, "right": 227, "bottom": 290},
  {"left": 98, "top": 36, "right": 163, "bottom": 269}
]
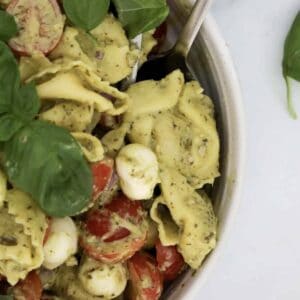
[
  {"left": 43, "top": 217, "right": 78, "bottom": 270},
  {"left": 116, "top": 143, "right": 159, "bottom": 200}
]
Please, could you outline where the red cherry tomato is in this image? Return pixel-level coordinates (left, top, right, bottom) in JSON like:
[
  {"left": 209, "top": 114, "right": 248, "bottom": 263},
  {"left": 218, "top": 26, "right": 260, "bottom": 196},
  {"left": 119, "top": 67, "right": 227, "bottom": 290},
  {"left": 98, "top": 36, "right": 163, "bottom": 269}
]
[
  {"left": 80, "top": 195, "right": 147, "bottom": 264},
  {"left": 13, "top": 271, "right": 42, "bottom": 300},
  {"left": 155, "top": 240, "right": 185, "bottom": 281},
  {"left": 151, "top": 21, "right": 168, "bottom": 54},
  {"left": 85, "top": 208, "right": 130, "bottom": 242},
  {"left": 92, "top": 159, "right": 114, "bottom": 201},
  {"left": 7, "top": 0, "right": 64, "bottom": 55},
  {"left": 127, "top": 252, "right": 163, "bottom": 300}
]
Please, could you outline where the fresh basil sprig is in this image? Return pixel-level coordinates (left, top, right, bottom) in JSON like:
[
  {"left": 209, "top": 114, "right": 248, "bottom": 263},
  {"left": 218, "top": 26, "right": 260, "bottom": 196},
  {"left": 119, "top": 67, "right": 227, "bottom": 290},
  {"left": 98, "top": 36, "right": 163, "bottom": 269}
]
[
  {"left": 3, "top": 121, "right": 92, "bottom": 217},
  {"left": 282, "top": 12, "right": 300, "bottom": 119},
  {"left": 0, "top": 42, "right": 39, "bottom": 141},
  {"left": 62, "top": 0, "right": 169, "bottom": 39},
  {"left": 0, "top": 41, "right": 92, "bottom": 217},
  {"left": 63, "top": 0, "right": 110, "bottom": 31},
  {"left": 0, "top": 10, "right": 18, "bottom": 42},
  {"left": 112, "top": 0, "right": 169, "bottom": 39}
]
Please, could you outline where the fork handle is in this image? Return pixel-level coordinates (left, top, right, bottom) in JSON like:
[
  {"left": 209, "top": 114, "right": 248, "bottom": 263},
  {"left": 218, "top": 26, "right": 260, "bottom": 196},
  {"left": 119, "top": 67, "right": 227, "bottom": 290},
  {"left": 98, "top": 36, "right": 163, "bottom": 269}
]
[{"left": 174, "top": 0, "right": 213, "bottom": 57}]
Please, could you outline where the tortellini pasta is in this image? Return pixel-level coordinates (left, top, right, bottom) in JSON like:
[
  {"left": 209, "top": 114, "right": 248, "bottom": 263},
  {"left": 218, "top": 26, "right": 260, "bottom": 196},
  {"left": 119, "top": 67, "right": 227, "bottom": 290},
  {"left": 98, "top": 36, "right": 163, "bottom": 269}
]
[
  {"left": 101, "top": 69, "right": 185, "bottom": 152},
  {"left": 36, "top": 68, "right": 130, "bottom": 115},
  {"left": 139, "top": 30, "right": 158, "bottom": 65},
  {"left": 39, "top": 102, "right": 94, "bottom": 132},
  {"left": 19, "top": 54, "right": 52, "bottom": 82},
  {"left": 49, "top": 27, "right": 93, "bottom": 72},
  {"left": 150, "top": 196, "right": 180, "bottom": 246},
  {"left": 152, "top": 110, "right": 219, "bottom": 188},
  {"left": 71, "top": 132, "right": 104, "bottom": 163},
  {"left": 127, "top": 114, "right": 156, "bottom": 148},
  {"left": 0, "top": 190, "right": 47, "bottom": 284},
  {"left": 125, "top": 70, "right": 184, "bottom": 118},
  {"left": 101, "top": 122, "right": 131, "bottom": 156},
  {"left": 53, "top": 266, "right": 107, "bottom": 300},
  {"left": 88, "top": 15, "right": 139, "bottom": 83},
  {"left": 51, "top": 15, "right": 139, "bottom": 84},
  {"left": 151, "top": 167, "right": 217, "bottom": 269},
  {"left": 177, "top": 82, "right": 220, "bottom": 187},
  {"left": 20, "top": 55, "right": 84, "bottom": 84},
  {"left": 20, "top": 53, "right": 131, "bottom": 138}
]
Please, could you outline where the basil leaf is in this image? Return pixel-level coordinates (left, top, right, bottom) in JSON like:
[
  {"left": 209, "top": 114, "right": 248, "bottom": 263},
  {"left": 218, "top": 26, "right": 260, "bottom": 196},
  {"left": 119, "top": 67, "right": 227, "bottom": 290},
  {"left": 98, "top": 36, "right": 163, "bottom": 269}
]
[
  {"left": 0, "top": 114, "right": 23, "bottom": 141},
  {"left": 3, "top": 120, "right": 93, "bottom": 217},
  {"left": 112, "top": 0, "right": 169, "bottom": 38},
  {"left": 282, "top": 12, "right": 300, "bottom": 119},
  {"left": 0, "top": 41, "right": 23, "bottom": 140},
  {"left": 63, "top": 0, "right": 110, "bottom": 31},
  {"left": 13, "top": 82, "right": 40, "bottom": 121},
  {"left": 0, "top": 42, "right": 40, "bottom": 141},
  {"left": 0, "top": 41, "right": 20, "bottom": 112},
  {"left": 0, "top": 10, "right": 18, "bottom": 42}
]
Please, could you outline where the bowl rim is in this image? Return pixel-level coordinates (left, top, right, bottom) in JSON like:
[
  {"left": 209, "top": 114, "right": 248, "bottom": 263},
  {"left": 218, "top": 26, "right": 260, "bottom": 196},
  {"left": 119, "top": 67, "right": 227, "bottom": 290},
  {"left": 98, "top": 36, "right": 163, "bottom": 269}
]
[{"left": 167, "top": 13, "right": 246, "bottom": 299}]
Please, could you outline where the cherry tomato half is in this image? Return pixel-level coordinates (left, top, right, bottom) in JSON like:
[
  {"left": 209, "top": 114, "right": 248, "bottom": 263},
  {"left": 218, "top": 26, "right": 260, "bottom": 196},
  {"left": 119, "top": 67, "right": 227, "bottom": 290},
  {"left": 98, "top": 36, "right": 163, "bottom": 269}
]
[
  {"left": 151, "top": 21, "right": 168, "bottom": 54},
  {"left": 80, "top": 195, "right": 147, "bottom": 264},
  {"left": 92, "top": 159, "right": 114, "bottom": 201},
  {"left": 12, "top": 271, "right": 42, "bottom": 300},
  {"left": 127, "top": 252, "right": 163, "bottom": 300},
  {"left": 7, "top": 0, "right": 64, "bottom": 55},
  {"left": 155, "top": 239, "right": 185, "bottom": 281}
]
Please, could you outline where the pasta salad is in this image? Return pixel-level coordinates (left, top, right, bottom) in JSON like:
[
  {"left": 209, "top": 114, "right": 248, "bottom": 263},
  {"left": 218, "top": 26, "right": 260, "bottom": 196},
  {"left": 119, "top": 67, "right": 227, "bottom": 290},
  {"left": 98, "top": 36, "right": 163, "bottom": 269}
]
[{"left": 0, "top": 0, "right": 219, "bottom": 299}]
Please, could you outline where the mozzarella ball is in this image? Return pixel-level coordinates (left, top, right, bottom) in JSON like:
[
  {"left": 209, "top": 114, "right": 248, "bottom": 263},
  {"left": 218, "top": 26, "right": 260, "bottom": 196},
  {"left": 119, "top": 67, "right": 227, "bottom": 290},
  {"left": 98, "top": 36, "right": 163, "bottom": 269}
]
[
  {"left": 43, "top": 217, "right": 78, "bottom": 270},
  {"left": 79, "top": 257, "right": 127, "bottom": 299},
  {"left": 116, "top": 143, "right": 159, "bottom": 200}
]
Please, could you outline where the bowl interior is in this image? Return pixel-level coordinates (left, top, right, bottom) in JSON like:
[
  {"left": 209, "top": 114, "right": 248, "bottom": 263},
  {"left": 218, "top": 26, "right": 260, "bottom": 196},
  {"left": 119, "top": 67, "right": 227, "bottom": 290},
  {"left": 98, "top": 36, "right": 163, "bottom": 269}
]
[{"left": 161, "top": 1, "right": 245, "bottom": 299}]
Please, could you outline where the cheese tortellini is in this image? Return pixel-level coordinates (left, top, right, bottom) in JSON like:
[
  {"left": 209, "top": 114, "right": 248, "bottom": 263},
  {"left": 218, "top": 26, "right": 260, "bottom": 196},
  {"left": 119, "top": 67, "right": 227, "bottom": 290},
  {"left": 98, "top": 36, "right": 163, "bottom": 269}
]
[
  {"left": 51, "top": 15, "right": 139, "bottom": 84},
  {"left": 53, "top": 258, "right": 127, "bottom": 300},
  {"left": 125, "top": 69, "right": 184, "bottom": 117},
  {"left": 36, "top": 67, "right": 130, "bottom": 115},
  {"left": 40, "top": 102, "right": 94, "bottom": 132},
  {"left": 0, "top": 190, "right": 47, "bottom": 285},
  {"left": 151, "top": 167, "right": 217, "bottom": 268},
  {"left": 54, "top": 266, "right": 107, "bottom": 300},
  {"left": 71, "top": 132, "right": 104, "bottom": 163}
]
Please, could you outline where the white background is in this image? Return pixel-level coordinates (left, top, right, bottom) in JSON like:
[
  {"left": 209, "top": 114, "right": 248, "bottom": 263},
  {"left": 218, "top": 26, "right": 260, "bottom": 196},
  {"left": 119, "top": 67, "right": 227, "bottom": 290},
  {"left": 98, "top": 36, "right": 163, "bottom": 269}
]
[{"left": 198, "top": 0, "right": 300, "bottom": 299}]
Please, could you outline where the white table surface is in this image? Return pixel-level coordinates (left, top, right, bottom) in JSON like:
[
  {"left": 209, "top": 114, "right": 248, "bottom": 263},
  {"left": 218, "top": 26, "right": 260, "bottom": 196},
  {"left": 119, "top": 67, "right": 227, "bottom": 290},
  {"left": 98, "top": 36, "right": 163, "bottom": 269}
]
[{"left": 197, "top": 0, "right": 300, "bottom": 299}]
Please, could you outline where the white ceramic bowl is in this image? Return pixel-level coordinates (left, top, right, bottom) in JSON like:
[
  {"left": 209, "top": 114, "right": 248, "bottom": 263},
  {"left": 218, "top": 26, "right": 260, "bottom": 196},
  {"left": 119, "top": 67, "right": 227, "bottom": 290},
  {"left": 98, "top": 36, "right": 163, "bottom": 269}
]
[{"left": 162, "top": 2, "right": 246, "bottom": 299}]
